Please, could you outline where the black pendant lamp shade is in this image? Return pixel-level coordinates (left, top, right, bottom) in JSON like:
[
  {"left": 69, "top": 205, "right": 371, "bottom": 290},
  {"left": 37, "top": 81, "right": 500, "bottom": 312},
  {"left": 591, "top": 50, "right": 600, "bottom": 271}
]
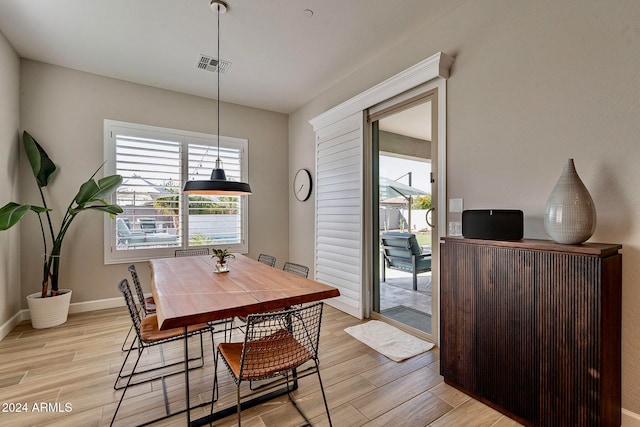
[
  {"left": 183, "top": 160, "right": 252, "bottom": 195},
  {"left": 183, "top": 0, "right": 251, "bottom": 196}
]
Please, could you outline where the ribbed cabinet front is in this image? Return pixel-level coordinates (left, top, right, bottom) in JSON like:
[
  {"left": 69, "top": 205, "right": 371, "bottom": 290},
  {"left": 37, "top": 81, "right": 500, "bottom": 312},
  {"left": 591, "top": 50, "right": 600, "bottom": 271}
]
[{"left": 440, "top": 238, "right": 621, "bottom": 427}]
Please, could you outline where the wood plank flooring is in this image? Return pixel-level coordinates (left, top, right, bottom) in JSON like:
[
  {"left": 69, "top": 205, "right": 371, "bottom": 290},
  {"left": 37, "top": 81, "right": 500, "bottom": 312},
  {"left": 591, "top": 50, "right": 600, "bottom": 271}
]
[{"left": 0, "top": 305, "right": 522, "bottom": 426}]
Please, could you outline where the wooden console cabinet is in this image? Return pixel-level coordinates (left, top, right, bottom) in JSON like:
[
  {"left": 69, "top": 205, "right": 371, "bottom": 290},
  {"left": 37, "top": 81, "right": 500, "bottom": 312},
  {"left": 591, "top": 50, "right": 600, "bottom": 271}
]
[{"left": 440, "top": 238, "right": 622, "bottom": 427}]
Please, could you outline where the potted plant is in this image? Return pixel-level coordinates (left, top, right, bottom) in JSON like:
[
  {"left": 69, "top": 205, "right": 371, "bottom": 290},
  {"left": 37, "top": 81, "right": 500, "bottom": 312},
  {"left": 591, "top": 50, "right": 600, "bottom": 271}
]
[
  {"left": 211, "top": 248, "right": 235, "bottom": 273},
  {"left": 0, "top": 131, "right": 123, "bottom": 328}
]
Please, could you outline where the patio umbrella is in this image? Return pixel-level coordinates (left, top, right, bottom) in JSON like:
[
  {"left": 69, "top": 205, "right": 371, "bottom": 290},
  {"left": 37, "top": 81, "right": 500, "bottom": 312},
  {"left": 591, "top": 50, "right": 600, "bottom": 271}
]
[
  {"left": 379, "top": 177, "right": 428, "bottom": 231},
  {"left": 379, "top": 177, "right": 428, "bottom": 200},
  {"left": 119, "top": 176, "right": 173, "bottom": 206}
]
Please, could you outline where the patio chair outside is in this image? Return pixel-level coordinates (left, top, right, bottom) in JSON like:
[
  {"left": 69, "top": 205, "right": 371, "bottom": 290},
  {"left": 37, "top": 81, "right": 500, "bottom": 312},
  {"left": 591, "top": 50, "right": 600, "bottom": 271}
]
[
  {"left": 116, "top": 217, "right": 178, "bottom": 247},
  {"left": 380, "top": 232, "right": 431, "bottom": 291}
]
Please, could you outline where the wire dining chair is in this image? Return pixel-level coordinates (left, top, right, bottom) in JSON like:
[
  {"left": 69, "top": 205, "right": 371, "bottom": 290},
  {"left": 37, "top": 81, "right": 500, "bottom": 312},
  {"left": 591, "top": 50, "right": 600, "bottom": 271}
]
[
  {"left": 257, "top": 253, "right": 277, "bottom": 267},
  {"left": 282, "top": 261, "right": 309, "bottom": 278},
  {"left": 237, "top": 261, "right": 309, "bottom": 326},
  {"left": 212, "top": 302, "right": 332, "bottom": 426},
  {"left": 112, "top": 278, "right": 215, "bottom": 426},
  {"left": 175, "top": 247, "right": 210, "bottom": 257},
  {"left": 120, "top": 264, "right": 156, "bottom": 351}
]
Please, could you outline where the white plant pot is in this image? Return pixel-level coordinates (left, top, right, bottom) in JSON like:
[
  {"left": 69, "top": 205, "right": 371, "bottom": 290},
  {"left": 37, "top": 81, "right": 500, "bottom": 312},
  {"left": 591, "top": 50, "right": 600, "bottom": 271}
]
[
  {"left": 26, "top": 289, "right": 72, "bottom": 329},
  {"left": 215, "top": 262, "right": 229, "bottom": 273}
]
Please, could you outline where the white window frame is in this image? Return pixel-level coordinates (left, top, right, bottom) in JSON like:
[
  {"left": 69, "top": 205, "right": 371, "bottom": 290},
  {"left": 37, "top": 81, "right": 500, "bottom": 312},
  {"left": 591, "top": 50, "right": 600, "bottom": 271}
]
[{"left": 103, "top": 119, "right": 249, "bottom": 264}]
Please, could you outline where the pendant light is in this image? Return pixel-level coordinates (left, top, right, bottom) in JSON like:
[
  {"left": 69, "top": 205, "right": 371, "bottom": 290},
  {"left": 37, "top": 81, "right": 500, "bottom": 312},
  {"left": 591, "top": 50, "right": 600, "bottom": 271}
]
[{"left": 183, "top": 0, "right": 252, "bottom": 195}]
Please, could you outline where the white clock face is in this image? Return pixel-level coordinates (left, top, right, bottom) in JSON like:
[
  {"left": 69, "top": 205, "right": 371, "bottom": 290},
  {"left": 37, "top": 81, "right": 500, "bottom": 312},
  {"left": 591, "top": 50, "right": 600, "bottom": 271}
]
[{"left": 294, "top": 169, "right": 312, "bottom": 201}]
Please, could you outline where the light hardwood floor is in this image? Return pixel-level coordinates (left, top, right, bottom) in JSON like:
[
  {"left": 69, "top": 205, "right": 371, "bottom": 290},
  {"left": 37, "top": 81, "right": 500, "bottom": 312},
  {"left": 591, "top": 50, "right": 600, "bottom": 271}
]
[{"left": 0, "top": 305, "right": 522, "bottom": 427}]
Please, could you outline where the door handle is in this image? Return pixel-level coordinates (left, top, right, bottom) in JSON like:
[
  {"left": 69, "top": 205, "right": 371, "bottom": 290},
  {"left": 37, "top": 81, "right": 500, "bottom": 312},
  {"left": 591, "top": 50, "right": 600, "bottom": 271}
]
[{"left": 426, "top": 207, "right": 435, "bottom": 228}]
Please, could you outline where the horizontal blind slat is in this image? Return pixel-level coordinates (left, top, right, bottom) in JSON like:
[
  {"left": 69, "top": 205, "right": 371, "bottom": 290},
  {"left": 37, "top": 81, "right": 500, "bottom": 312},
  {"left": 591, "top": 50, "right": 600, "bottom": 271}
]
[
  {"left": 315, "top": 111, "right": 363, "bottom": 318},
  {"left": 111, "top": 123, "right": 246, "bottom": 255}
]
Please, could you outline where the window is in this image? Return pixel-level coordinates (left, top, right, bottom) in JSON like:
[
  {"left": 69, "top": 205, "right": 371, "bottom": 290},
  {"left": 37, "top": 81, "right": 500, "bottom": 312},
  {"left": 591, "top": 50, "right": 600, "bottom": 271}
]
[{"left": 103, "top": 120, "right": 249, "bottom": 264}]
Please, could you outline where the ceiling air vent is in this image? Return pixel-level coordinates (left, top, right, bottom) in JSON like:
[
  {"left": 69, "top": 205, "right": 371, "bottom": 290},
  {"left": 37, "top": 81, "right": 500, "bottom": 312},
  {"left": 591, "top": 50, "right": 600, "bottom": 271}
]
[{"left": 197, "top": 54, "right": 231, "bottom": 74}]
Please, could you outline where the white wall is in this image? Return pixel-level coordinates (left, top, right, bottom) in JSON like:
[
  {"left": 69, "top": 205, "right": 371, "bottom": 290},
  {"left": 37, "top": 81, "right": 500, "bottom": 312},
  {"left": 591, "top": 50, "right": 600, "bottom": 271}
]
[
  {"left": 0, "top": 30, "right": 21, "bottom": 328},
  {"left": 289, "top": 0, "right": 640, "bottom": 414},
  {"left": 19, "top": 60, "right": 289, "bottom": 303}
]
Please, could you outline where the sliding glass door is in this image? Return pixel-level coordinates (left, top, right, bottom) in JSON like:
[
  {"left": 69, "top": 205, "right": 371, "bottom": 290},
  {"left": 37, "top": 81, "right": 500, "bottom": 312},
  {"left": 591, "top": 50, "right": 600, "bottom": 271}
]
[{"left": 370, "top": 96, "right": 436, "bottom": 337}]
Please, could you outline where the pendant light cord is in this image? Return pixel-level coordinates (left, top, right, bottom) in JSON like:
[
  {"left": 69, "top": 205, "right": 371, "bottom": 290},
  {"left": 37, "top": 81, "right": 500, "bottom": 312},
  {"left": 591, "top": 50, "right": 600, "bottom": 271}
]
[
  {"left": 216, "top": 6, "right": 221, "bottom": 165},
  {"left": 183, "top": 1, "right": 251, "bottom": 194}
]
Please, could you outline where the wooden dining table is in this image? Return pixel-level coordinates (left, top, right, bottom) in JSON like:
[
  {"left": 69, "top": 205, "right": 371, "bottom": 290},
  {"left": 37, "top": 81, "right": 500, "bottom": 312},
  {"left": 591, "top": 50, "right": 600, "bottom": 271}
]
[{"left": 149, "top": 254, "right": 340, "bottom": 426}]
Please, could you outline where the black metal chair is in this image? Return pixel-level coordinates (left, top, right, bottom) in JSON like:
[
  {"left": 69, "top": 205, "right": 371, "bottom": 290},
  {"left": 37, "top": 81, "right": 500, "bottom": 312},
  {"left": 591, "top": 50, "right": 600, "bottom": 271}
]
[
  {"left": 257, "top": 253, "right": 276, "bottom": 267},
  {"left": 230, "top": 253, "right": 279, "bottom": 337},
  {"left": 112, "top": 278, "right": 215, "bottom": 426},
  {"left": 234, "top": 261, "right": 311, "bottom": 358},
  {"left": 175, "top": 248, "right": 210, "bottom": 257},
  {"left": 120, "top": 264, "right": 156, "bottom": 351},
  {"left": 237, "top": 261, "right": 309, "bottom": 326},
  {"left": 212, "top": 302, "right": 332, "bottom": 427},
  {"left": 282, "top": 261, "right": 309, "bottom": 278}
]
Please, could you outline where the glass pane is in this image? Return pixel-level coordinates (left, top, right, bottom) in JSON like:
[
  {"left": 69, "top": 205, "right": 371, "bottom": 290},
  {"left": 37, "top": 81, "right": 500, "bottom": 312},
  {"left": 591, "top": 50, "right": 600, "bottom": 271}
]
[
  {"left": 374, "top": 101, "right": 434, "bottom": 335},
  {"left": 114, "top": 134, "right": 181, "bottom": 250},
  {"left": 187, "top": 143, "right": 243, "bottom": 246},
  {"left": 188, "top": 195, "right": 241, "bottom": 245}
]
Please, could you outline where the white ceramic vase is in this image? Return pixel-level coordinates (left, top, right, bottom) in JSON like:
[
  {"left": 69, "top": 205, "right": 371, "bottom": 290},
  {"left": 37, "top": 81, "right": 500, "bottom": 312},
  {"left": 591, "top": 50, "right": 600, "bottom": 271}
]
[
  {"left": 26, "top": 289, "right": 72, "bottom": 329},
  {"left": 543, "top": 159, "right": 596, "bottom": 244}
]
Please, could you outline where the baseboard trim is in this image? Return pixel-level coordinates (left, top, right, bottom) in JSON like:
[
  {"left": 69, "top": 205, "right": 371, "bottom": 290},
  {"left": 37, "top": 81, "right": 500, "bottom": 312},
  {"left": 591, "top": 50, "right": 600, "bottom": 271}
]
[
  {"left": 624, "top": 408, "right": 640, "bottom": 427},
  {"left": 68, "top": 296, "right": 126, "bottom": 314},
  {"left": 1, "top": 295, "right": 129, "bottom": 341},
  {"left": 0, "top": 310, "right": 26, "bottom": 341}
]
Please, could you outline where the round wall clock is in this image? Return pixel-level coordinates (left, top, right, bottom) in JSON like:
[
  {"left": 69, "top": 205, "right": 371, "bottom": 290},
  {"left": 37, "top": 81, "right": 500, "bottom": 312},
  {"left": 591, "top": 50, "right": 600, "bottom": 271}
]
[{"left": 293, "top": 169, "right": 312, "bottom": 201}]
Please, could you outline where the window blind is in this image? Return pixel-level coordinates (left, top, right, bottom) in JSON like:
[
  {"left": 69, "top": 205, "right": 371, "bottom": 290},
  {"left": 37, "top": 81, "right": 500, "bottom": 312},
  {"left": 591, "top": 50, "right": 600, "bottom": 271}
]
[
  {"left": 315, "top": 112, "right": 364, "bottom": 318},
  {"left": 104, "top": 120, "right": 248, "bottom": 264}
]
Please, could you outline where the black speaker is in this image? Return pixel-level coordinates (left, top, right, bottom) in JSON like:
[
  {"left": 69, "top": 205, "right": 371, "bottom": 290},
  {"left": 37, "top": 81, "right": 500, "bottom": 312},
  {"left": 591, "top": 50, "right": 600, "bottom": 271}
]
[{"left": 462, "top": 209, "right": 524, "bottom": 241}]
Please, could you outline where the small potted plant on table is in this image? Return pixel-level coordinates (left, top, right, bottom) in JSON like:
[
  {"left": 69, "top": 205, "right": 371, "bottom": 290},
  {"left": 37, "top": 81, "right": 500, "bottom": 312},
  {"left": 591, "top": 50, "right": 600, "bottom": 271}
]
[
  {"left": 211, "top": 248, "right": 235, "bottom": 273},
  {"left": 0, "top": 131, "right": 123, "bottom": 328}
]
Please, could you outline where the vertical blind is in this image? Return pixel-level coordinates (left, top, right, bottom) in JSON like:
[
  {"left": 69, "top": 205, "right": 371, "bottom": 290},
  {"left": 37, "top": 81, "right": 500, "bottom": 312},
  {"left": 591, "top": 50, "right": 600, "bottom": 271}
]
[{"left": 315, "top": 112, "right": 364, "bottom": 318}]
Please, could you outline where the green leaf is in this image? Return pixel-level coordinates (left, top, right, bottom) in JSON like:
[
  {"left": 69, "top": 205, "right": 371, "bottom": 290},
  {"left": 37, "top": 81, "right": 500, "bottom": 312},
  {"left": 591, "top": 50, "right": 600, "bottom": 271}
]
[
  {"left": 74, "top": 174, "right": 122, "bottom": 206},
  {"left": 23, "top": 131, "right": 57, "bottom": 188},
  {"left": 30, "top": 205, "right": 49, "bottom": 213},
  {"left": 0, "top": 202, "right": 31, "bottom": 230},
  {"left": 70, "top": 204, "right": 123, "bottom": 216},
  {"left": 93, "top": 175, "right": 123, "bottom": 200},
  {"left": 88, "top": 205, "right": 124, "bottom": 215},
  {"left": 0, "top": 202, "right": 50, "bottom": 230},
  {"left": 74, "top": 179, "right": 100, "bottom": 207}
]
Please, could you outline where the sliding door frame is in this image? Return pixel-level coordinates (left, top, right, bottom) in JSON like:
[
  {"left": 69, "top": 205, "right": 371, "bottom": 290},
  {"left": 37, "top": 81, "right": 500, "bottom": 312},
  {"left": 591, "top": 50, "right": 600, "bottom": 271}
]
[
  {"left": 367, "top": 88, "right": 439, "bottom": 342},
  {"left": 310, "top": 52, "right": 453, "bottom": 345}
]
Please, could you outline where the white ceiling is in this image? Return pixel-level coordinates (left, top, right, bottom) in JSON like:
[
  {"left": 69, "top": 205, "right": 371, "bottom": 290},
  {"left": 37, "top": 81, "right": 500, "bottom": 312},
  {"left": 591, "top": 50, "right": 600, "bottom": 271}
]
[{"left": 0, "top": 0, "right": 462, "bottom": 114}]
